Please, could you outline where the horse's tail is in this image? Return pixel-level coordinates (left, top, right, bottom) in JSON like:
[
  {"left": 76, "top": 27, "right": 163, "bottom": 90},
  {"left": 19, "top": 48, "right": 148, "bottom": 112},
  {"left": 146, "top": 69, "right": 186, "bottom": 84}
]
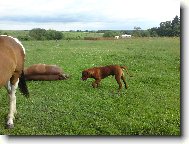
[
  {"left": 18, "top": 70, "right": 29, "bottom": 97},
  {"left": 120, "top": 66, "right": 133, "bottom": 77}
]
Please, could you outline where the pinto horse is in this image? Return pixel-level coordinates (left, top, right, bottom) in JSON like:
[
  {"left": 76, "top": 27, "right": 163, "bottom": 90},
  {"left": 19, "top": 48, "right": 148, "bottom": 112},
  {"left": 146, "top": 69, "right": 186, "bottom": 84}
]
[{"left": 0, "top": 35, "right": 29, "bottom": 128}]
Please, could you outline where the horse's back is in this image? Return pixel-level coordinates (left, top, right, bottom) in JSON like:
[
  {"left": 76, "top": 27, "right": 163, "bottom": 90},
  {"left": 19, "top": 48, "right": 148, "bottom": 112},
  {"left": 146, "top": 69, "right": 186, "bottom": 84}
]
[{"left": 24, "top": 64, "right": 63, "bottom": 75}]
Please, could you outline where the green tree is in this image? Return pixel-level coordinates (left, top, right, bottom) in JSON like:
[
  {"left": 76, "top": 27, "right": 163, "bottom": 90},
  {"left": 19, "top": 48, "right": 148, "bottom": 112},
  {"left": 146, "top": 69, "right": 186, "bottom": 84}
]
[
  {"left": 29, "top": 28, "right": 63, "bottom": 40},
  {"left": 103, "top": 31, "right": 120, "bottom": 37},
  {"left": 148, "top": 27, "right": 158, "bottom": 37},
  {"left": 171, "top": 15, "right": 180, "bottom": 36},
  {"left": 29, "top": 28, "right": 47, "bottom": 40},
  {"left": 159, "top": 21, "right": 172, "bottom": 36},
  {"left": 148, "top": 15, "right": 180, "bottom": 37},
  {"left": 46, "top": 30, "right": 63, "bottom": 40},
  {"left": 133, "top": 26, "right": 142, "bottom": 37},
  {"left": 140, "top": 30, "right": 150, "bottom": 37}
]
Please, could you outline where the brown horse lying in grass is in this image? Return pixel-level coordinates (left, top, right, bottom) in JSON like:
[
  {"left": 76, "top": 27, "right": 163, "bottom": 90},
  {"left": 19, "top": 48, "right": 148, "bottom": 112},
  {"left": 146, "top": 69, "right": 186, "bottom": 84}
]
[
  {"left": 24, "top": 64, "right": 69, "bottom": 81},
  {"left": 0, "top": 35, "right": 29, "bottom": 129}
]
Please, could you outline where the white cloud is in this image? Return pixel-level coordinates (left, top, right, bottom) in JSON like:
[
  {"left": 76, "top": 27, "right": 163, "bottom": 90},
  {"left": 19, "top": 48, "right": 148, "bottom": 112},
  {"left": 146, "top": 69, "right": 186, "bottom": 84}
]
[{"left": 0, "top": 0, "right": 180, "bottom": 30}]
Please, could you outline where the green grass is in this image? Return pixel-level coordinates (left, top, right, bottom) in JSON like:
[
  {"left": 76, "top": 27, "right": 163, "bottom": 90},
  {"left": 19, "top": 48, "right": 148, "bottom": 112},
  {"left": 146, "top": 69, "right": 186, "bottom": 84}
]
[{"left": 0, "top": 37, "right": 180, "bottom": 135}]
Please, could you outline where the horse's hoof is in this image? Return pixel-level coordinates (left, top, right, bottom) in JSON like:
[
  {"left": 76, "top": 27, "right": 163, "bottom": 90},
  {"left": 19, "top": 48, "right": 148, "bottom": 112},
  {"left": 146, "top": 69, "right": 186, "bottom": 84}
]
[{"left": 6, "top": 123, "right": 14, "bottom": 129}]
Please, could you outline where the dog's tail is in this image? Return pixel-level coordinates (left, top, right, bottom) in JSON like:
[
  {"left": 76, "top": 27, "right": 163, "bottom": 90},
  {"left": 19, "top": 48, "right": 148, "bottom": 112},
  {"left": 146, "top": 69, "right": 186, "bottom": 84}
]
[{"left": 120, "top": 66, "right": 133, "bottom": 77}]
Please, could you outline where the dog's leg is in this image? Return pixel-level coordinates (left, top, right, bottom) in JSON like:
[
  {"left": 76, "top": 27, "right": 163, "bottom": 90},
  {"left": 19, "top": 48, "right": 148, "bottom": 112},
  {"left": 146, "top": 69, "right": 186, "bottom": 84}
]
[
  {"left": 92, "top": 81, "right": 97, "bottom": 88},
  {"left": 92, "top": 79, "right": 101, "bottom": 88},
  {"left": 115, "top": 75, "right": 122, "bottom": 90},
  {"left": 121, "top": 75, "right": 128, "bottom": 89}
]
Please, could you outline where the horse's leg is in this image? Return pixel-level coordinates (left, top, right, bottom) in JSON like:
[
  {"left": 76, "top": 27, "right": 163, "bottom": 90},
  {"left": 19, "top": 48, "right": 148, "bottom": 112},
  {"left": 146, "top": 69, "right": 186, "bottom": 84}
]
[
  {"left": 5, "top": 81, "right": 11, "bottom": 94},
  {"left": 6, "top": 79, "right": 19, "bottom": 129}
]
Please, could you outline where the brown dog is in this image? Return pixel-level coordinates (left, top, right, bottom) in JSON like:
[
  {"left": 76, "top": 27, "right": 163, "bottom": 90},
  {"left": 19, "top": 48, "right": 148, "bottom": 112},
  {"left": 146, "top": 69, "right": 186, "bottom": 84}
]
[{"left": 81, "top": 65, "right": 132, "bottom": 90}]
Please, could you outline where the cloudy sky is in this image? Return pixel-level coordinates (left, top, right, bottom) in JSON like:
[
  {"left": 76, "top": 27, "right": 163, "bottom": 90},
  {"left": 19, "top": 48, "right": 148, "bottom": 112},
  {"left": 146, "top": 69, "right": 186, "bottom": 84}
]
[{"left": 0, "top": 0, "right": 180, "bottom": 31}]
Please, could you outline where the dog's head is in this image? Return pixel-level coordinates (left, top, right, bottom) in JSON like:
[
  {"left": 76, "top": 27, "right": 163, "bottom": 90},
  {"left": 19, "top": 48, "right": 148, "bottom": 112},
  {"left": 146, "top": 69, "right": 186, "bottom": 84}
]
[{"left": 81, "top": 70, "right": 89, "bottom": 81}]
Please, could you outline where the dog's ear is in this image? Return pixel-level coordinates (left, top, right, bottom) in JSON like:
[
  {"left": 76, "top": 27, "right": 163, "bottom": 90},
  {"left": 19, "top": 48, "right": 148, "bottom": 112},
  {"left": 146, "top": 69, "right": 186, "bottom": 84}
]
[
  {"left": 82, "top": 71, "right": 89, "bottom": 76},
  {"left": 83, "top": 70, "right": 94, "bottom": 77},
  {"left": 88, "top": 70, "right": 94, "bottom": 76}
]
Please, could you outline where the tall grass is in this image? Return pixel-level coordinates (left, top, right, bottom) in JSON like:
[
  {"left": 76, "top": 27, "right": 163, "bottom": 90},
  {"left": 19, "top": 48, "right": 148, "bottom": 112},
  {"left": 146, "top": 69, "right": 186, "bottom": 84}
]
[{"left": 0, "top": 37, "right": 180, "bottom": 135}]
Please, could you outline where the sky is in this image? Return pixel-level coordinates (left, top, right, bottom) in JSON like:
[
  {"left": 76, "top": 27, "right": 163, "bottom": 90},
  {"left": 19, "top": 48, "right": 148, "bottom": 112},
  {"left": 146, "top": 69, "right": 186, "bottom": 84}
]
[{"left": 0, "top": 0, "right": 180, "bottom": 31}]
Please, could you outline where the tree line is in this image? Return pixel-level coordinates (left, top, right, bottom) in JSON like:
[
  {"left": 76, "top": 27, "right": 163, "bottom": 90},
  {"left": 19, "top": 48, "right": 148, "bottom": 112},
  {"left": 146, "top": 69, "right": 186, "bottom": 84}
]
[
  {"left": 0, "top": 15, "right": 180, "bottom": 40},
  {"left": 102, "top": 15, "right": 180, "bottom": 37},
  {"left": 13, "top": 28, "right": 63, "bottom": 41},
  {"left": 29, "top": 28, "right": 63, "bottom": 40},
  {"left": 148, "top": 15, "right": 180, "bottom": 37}
]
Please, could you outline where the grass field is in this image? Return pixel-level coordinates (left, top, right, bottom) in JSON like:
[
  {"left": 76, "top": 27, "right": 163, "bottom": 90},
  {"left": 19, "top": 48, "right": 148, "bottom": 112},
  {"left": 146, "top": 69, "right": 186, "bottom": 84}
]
[{"left": 0, "top": 37, "right": 180, "bottom": 135}]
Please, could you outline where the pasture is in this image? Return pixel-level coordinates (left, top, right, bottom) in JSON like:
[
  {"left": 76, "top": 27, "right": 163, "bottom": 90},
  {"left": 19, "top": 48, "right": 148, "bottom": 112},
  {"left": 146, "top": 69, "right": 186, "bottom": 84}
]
[{"left": 0, "top": 37, "right": 180, "bottom": 135}]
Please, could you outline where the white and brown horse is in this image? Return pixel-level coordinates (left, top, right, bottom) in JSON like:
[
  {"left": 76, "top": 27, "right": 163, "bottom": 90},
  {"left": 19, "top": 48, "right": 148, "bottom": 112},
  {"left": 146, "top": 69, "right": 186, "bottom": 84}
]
[{"left": 0, "top": 35, "right": 29, "bottom": 128}]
